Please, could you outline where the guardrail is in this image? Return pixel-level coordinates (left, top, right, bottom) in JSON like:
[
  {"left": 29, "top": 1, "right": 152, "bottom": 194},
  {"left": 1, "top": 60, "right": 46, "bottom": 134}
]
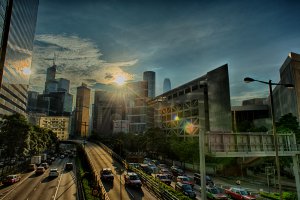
[
  {"left": 97, "top": 142, "right": 181, "bottom": 200},
  {"left": 82, "top": 145, "right": 110, "bottom": 200}
]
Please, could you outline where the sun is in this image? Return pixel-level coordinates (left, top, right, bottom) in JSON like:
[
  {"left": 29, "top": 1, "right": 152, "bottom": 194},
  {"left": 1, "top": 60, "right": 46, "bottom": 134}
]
[
  {"left": 114, "top": 75, "right": 126, "bottom": 86},
  {"left": 22, "top": 67, "right": 31, "bottom": 75}
]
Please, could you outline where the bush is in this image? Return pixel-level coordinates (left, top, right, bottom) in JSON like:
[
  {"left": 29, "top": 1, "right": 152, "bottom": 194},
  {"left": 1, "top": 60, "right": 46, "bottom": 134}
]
[{"left": 259, "top": 191, "right": 296, "bottom": 200}]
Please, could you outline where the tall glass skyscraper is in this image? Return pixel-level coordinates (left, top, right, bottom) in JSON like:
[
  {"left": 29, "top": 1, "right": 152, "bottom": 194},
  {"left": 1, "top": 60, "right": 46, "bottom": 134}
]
[
  {"left": 163, "top": 78, "right": 171, "bottom": 93},
  {"left": 143, "top": 71, "right": 155, "bottom": 98},
  {"left": 0, "top": 0, "right": 39, "bottom": 117}
]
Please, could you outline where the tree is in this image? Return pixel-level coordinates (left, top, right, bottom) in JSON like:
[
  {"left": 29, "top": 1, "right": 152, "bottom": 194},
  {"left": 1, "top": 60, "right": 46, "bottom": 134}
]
[
  {"left": 276, "top": 113, "right": 299, "bottom": 135},
  {"left": 0, "top": 114, "right": 31, "bottom": 157}
]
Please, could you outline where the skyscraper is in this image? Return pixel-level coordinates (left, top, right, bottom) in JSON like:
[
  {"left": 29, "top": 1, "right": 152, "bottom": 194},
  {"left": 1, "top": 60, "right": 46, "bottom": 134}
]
[
  {"left": 74, "top": 83, "right": 91, "bottom": 137},
  {"left": 163, "top": 78, "right": 171, "bottom": 93},
  {"left": 143, "top": 71, "right": 155, "bottom": 98},
  {"left": 0, "top": 0, "right": 39, "bottom": 117}
]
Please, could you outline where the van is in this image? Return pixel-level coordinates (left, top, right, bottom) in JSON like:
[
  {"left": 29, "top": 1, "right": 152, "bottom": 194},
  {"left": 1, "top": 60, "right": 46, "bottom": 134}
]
[
  {"left": 65, "top": 162, "right": 73, "bottom": 170},
  {"left": 28, "top": 164, "right": 37, "bottom": 171}
]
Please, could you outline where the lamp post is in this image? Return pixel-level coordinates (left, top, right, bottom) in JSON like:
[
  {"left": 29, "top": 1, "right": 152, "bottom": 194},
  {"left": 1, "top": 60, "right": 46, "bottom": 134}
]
[{"left": 244, "top": 77, "right": 294, "bottom": 200}]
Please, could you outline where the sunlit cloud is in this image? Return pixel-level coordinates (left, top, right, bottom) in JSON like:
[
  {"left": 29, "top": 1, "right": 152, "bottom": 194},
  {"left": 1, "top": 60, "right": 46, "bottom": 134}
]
[{"left": 29, "top": 34, "right": 138, "bottom": 93}]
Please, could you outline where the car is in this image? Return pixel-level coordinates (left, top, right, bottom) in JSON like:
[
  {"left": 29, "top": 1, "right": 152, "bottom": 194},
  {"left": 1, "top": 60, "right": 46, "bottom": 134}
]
[
  {"left": 171, "top": 166, "right": 184, "bottom": 177},
  {"left": 159, "top": 168, "right": 173, "bottom": 179},
  {"left": 2, "top": 174, "right": 21, "bottom": 185},
  {"left": 41, "top": 162, "right": 49, "bottom": 169},
  {"left": 36, "top": 166, "right": 45, "bottom": 175},
  {"left": 100, "top": 168, "right": 114, "bottom": 182},
  {"left": 206, "top": 186, "right": 228, "bottom": 200},
  {"left": 49, "top": 168, "right": 59, "bottom": 177},
  {"left": 139, "top": 163, "right": 153, "bottom": 175},
  {"left": 225, "top": 187, "right": 256, "bottom": 200},
  {"left": 158, "top": 163, "right": 167, "bottom": 169},
  {"left": 175, "top": 182, "right": 196, "bottom": 199},
  {"left": 65, "top": 162, "right": 73, "bottom": 170},
  {"left": 156, "top": 174, "right": 171, "bottom": 185},
  {"left": 194, "top": 173, "right": 214, "bottom": 186},
  {"left": 124, "top": 172, "right": 142, "bottom": 188},
  {"left": 28, "top": 163, "right": 37, "bottom": 171},
  {"left": 176, "top": 175, "right": 194, "bottom": 188}
]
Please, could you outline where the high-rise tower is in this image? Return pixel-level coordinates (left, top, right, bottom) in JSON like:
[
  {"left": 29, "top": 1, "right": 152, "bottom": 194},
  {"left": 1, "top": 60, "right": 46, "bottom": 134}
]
[
  {"left": 74, "top": 83, "right": 91, "bottom": 138},
  {"left": 0, "top": 0, "right": 39, "bottom": 117},
  {"left": 163, "top": 78, "right": 171, "bottom": 93},
  {"left": 143, "top": 71, "right": 155, "bottom": 98}
]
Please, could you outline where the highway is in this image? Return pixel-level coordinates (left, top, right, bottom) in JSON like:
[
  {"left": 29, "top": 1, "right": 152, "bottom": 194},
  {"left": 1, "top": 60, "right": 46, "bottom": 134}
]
[
  {"left": 85, "top": 142, "right": 156, "bottom": 200},
  {"left": 0, "top": 157, "right": 76, "bottom": 200}
]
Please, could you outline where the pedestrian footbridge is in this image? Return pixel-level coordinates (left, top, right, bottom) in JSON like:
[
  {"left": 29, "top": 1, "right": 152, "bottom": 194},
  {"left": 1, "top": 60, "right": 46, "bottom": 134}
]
[{"left": 204, "top": 132, "right": 300, "bottom": 157}]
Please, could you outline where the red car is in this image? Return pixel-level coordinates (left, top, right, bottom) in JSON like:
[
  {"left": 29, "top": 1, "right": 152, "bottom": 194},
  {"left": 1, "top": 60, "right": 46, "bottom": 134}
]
[
  {"left": 2, "top": 174, "right": 21, "bottom": 185},
  {"left": 225, "top": 187, "right": 256, "bottom": 200},
  {"left": 176, "top": 175, "right": 194, "bottom": 188}
]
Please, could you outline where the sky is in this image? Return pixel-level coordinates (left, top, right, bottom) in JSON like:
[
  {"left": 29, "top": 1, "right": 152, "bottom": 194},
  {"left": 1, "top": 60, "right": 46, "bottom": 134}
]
[{"left": 29, "top": 0, "right": 300, "bottom": 106}]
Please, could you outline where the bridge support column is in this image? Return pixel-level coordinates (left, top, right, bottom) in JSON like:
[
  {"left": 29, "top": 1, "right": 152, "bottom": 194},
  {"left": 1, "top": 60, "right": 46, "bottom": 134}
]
[{"left": 292, "top": 155, "right": 300, "bottom": 199}]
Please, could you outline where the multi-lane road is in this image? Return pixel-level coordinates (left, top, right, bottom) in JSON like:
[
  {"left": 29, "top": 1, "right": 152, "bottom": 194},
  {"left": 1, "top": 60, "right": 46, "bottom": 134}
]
[
  {"left": 0, "top": 157, "right": 77, "bottom": 200},
  {"left": 86, "top": 141, "right": 156, "bottom": 200}
]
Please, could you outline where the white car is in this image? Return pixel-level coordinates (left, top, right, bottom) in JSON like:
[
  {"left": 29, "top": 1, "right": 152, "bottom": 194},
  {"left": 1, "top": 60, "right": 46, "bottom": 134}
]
[{"left": 49, "top": 168, "right": 59, "bottom": 177}]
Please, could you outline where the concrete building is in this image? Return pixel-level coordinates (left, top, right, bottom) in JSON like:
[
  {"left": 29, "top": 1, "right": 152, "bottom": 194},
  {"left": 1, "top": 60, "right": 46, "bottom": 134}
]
[
  {"left": 93, "top": 90, "right": 126, "bottom": 135},
  {"left": 74, "top": 83, "right": 91, "bottom": 137},
  {"left": 232, "top": 98, "right": 270, "bottom": 132},
  {"left": 0, "top": 0, "right": 39, "bottom": 118},
  {"left": 273, "top": 52, "right": 300, "bottom": 122},
  {"left": 149, "top": 64, "right": 232, "bottom": 136},
  {"left": 28, "top": 64, "right": 73, "bottom": 116},
  {"left": 39, "top": 116, "right": 70, "bottom": 141},
  {"left": 163, "top": 78, "right": 171, "bottom": 93},
  {"left": 126, "top": 81, "right": 150, "bottom": 133},
  {"left": 143, "top": 71, "right": 155, "bottom": 98},
  {"left": 113, "top": 120, "right": 129, "bottom": 133}
]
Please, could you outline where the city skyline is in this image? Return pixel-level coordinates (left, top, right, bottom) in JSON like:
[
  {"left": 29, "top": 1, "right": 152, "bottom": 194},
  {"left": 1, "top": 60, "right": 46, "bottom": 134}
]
[{"left": 29, "top": 0, "right": 300, "bottom": 106}]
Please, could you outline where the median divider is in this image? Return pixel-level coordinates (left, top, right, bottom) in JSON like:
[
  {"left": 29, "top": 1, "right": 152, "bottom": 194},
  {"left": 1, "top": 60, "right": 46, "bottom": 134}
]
[
  {"left": 81, "top": 144, "right": 110, "bottom": 200},
  {"left": 96, "top": 141, "right": 190, "bottom": 200}
]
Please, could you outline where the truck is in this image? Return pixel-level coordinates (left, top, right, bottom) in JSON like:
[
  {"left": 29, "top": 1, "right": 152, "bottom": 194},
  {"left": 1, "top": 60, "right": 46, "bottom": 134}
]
[
  {"left": 41, "top": 154, "right": 47, "bottom": 162},
  {"left": 31, "top": 156, "right": 42, "bottom": 165}
]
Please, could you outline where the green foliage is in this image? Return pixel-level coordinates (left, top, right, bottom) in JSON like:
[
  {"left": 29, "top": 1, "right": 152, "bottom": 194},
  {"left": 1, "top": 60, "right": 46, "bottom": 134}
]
[
  {"left": 276, "top": 113, "right": 300, "bottom": 140},
  {"left": 259, "top": 191, "right": 296, "bottom": 200},
  {"left": 0, "top": 114, "right": 59, "bottom": 157}
]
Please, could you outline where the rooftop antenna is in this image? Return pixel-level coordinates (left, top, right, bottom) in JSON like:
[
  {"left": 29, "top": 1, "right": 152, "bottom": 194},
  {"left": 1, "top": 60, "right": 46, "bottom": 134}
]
[{"left": 53, "top": 52, "right": 56, "bottom": 66}]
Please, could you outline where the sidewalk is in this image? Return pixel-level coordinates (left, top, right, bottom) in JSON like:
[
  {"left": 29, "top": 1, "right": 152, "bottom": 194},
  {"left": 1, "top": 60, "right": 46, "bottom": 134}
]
[{"left": 224, "top": 173, "right": 296, "bottom": 192}]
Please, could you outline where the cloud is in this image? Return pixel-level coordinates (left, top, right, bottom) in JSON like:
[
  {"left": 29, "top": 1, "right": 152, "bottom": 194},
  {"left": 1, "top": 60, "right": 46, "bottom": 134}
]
[{"left": 29, "top": 34, "right": 138, "bottom": 93}]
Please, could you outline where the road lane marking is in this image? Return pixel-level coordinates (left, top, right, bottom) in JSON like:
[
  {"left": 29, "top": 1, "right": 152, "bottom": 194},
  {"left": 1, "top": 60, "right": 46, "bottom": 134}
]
[{"left": 53, "top": 173, "right": 63, "bottom": 200}]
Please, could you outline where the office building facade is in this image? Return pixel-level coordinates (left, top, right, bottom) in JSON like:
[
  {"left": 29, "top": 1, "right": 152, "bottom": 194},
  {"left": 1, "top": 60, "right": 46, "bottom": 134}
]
[
  {"left": 149, "top": 64, "right": 232, "bottom": 136},
  {"left": 273, "top": 52, "right": 300, "bottom": 122},
  {"left": 93, "top": 90, "right": 126, "bottom": 135},
  {"left": 143, "top": 71, "right": 155, "bottom": 98},
  {"left": 126, "top": 81, "right": 149, "bottom": 133},
  {"left": 39, "top": 116, "right": 70, "bottom": 141},
  {"left": 0, "top": 0, "right": 39, "bottom": 117},
  {"left": 74, "top": 83, "right": 91, "bottom": 137}
]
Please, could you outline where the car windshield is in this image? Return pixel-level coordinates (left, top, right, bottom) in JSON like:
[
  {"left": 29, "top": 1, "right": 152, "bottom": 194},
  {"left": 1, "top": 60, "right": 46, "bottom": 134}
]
[
  {"left": 103, "top": 170, "right": 112, "bottom": 174},
  {"left": 210, "top": 188, "right": 220, "bottom": 194},
  {"left": 129, "top": 175, "right": 139, "bottom": 180},
  {"left": 182, "top": 184, "right": 192, "bottom": 190},
  {"left": 181, "top": 177, "right": 189, "bottom": 181},
  {"left": 158, "top": 175, "right": 167, "bottom": 179},
  {"left": 240, "top": 190, "right": 249, "bottom": 195}
]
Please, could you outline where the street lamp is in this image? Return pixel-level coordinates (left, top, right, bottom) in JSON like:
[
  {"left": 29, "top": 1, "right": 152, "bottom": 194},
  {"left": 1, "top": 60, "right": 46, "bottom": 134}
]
[{"left": 244, "top": 77, "right": 294, "bottom": 200}]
